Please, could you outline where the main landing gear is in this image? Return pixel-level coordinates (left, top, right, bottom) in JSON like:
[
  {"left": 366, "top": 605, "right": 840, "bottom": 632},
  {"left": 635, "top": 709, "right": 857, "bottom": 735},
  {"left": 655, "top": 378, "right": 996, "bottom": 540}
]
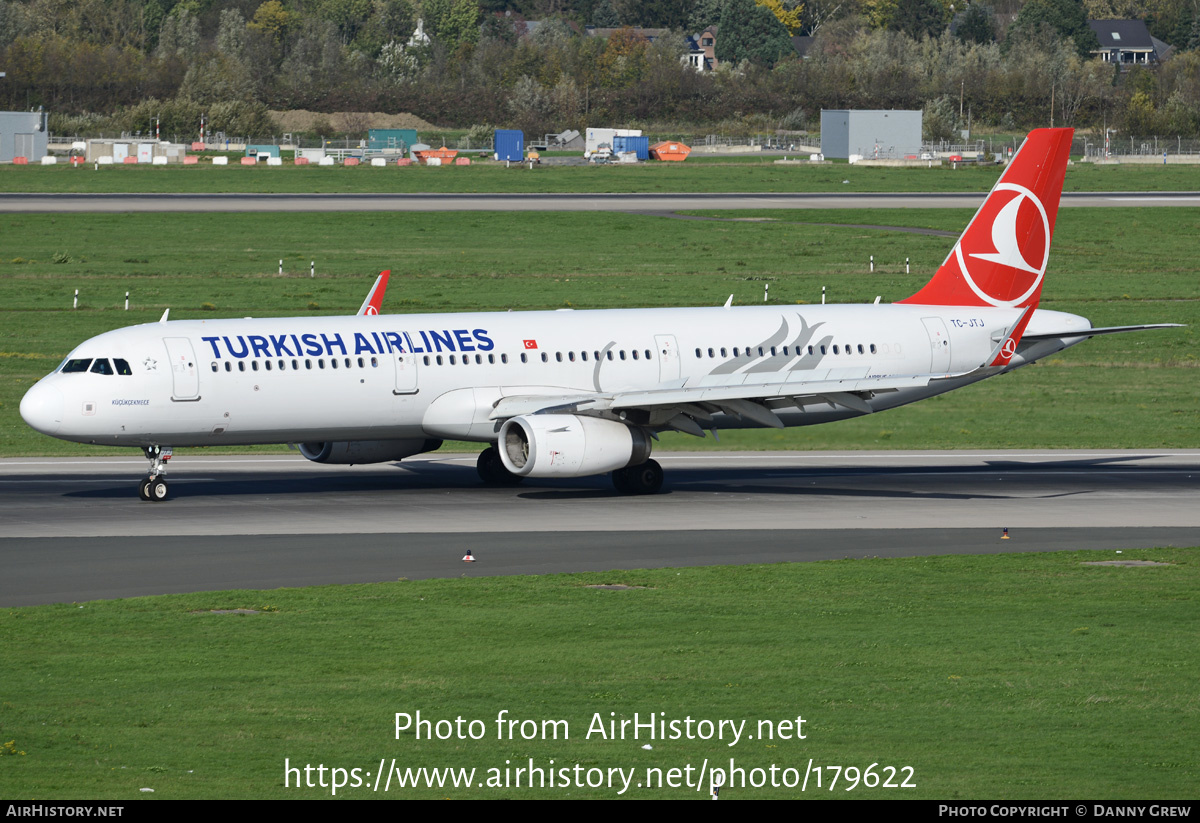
[
  {"left": 138, "top": 445, "right": 172, "bottom": 502},
  {"left": 476, "top": 446, "right": 523, "bottom": 486},
  {"left": 612, "top": 459, "right": 664, "bottom": 495}
]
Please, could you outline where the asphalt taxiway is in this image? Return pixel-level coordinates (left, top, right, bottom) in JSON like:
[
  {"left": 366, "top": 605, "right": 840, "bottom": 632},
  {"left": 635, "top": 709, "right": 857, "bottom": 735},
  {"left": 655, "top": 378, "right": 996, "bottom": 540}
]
[{"left": 2, "top": 450, "right": 1197, "bottom": 607}]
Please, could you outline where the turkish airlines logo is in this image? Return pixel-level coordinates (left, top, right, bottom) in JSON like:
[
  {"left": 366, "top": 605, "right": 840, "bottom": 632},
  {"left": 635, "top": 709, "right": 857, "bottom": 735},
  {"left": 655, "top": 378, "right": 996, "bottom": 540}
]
[
  {"left": 955, "top": 183, "right": 1050, "bottom": 308},
  {"left": 363, "top": 305, "right": 379, "bottom": 315},
  {"left": 1001, "top": 337, "right": 1017, "bottom": 357},
  {"left": 523, "top": 339, "right": 538, "bottom": 349}
]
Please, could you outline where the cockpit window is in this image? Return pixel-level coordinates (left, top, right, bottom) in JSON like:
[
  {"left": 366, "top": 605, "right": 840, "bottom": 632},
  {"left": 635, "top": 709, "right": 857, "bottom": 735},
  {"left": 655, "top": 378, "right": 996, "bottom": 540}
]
[
  {"left": 61, "top": 359, "right": 92, "bottom": 373},
  {"left": 114, "top": 358, "right": 132, "bottom": 375},
  {"left": 90, "top": 359, "right": 114, "bottom": 375}
]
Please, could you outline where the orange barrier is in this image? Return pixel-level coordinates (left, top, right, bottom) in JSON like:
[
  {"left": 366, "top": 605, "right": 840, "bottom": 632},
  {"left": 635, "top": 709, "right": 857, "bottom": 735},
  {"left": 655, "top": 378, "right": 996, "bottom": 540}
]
[
  {"left": 123, "top": 156, "right": 138, "bottom": 164},
  {"left": 191, "top": 142, "right": 205, "bottom": 151},
  {"left": 455, "top": 157, "right": 471, "bottom": 165},
  {"left": 183, "top": 156, "right": 199, "bottom": 165},
  {"left": 240, "top": 157, "right": 257, "bottom": 165},
  {"left": 344, "top": 157, "right": 360, "bottom": 166},
  {"left": 12, "top": 156, "right": 28, "bottom": 164},
  {"left": 70, "top": 156, "right": 86, "bottom": 166},
  {"left": 294, "top": 157, "right": 309, "bottom": 165},
  {"left": 396, "top": 158, "right": 413, "bottom": 166}
]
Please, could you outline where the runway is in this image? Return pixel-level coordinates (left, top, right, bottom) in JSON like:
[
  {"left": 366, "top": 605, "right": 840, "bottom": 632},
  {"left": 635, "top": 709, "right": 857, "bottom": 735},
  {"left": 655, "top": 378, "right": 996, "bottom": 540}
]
[
  {"left": 2, "top": 450, "right": 1197, "bottom": 607},
  {"left": 3, "top": 191, "right": 1200, "bottom": 212}
]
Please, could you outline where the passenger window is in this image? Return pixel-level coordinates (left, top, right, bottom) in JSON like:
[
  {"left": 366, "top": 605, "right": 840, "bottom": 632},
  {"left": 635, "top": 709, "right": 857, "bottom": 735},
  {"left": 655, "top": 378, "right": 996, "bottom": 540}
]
[
  {"left": 114, "top": 358, "right": 132, "bottom": 375},
  {"left": 580, "top": 351, "right": 588, "bottom": 362},
  {"left": 541, "top": 352, "right": 548, "bottom": 363},
  {"left": 833, "top": 345, "right": 839, "bottom": 355},
  {"left": 305, "top": 359, "right": 312, "bottom": 369},
  {"left": 423, "top": 355, "right": 430, "bottom": 366},
  {"left": 645, "top": 350, "right": 651, "bottom": 360},
  {"left": 619, "top": 350, "right": 626, "bottom": 360},
  {"left": 318, "top": 359, "right": 325, "bottom": 369},
  {"left": 293, "top": 359, "right": 299, "bottom": 370},
  {"left": 344, "top": 358, "right": 351, "bottom": 368},
  {"left": 225, "top": 361, "right": 232, "bottom": 372},
  {"left": 501, "top": 353, "right": 508, "bottom": 364},
  {"left": 733, "top": 347, "right": 739, "bottom": 357},
  {"left": 707, "top": 348, "right": 714, "bottom": 358},
  {"left": 520, "top": 353, "right": 527, "bottom": 363},
  {"left": 820, "top": 345, "right": 827, "bottom": 355},
  {"left": 632, "top": 350, "right": 639, "bottom": 360},
  {"left": 435, "top": 355, "right": 443, "bottom": 366},
  {"left": 556, "top": 352, "right": 563, "bottom": 362},
  {"left": 371, "top": 357, "right": 378, "bottom": 367},
  {"left": 808, "top": 346, "right": 814, "bottom": 355},
  {"left": 211, "top": 362, "right": 218, "bottom": 373},
  {"left": 448, "top": 355, "right": 456, "bottom": 365},
  {"left": 90, "top": 359, "right": 113, "bottom": 375},
  {"left": 238, "top": 361, "right": 246, "bottom": 372},
  {"left": 252, "top": 360, "right": 259, "bottom": 371},
  {"left": 783, "top": 346, "right": 789, "bottom": 356},
  {"left": 870, "top": 344, "right": 877, "bottom": 354},
  {"left": 606, "top": 351, "right": 614, "bottom": 361},
  {"left": 718, "top": 348, "right": 725, "bottom": 358},
  {"left": 331, "top": 358, "right": 339, "bottom": 369},
  {"left": 858, "top": 344, "right": 865, "bottom": 354},
  {"left": 264, "top": 360, "right": 272, "bottom": 371}
]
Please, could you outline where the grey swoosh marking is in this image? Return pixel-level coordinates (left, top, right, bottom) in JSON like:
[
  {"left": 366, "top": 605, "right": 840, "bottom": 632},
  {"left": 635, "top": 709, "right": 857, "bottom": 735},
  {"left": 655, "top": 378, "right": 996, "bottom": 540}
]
[{"left": 593, "top": 341, "right": 616, "bottom": 391}]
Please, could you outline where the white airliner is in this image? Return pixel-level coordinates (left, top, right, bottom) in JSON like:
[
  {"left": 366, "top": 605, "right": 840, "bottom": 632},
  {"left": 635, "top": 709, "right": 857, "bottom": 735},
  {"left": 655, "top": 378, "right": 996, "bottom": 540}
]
[{"left": 20, "top": 129, "right": 1179, "bottom": 500}]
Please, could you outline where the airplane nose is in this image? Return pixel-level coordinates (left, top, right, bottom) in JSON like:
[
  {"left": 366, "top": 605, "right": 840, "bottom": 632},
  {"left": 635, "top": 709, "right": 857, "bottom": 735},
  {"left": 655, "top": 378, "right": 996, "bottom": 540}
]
[{"left": 20, "top": 381, "right": 64, "bottom": 435}]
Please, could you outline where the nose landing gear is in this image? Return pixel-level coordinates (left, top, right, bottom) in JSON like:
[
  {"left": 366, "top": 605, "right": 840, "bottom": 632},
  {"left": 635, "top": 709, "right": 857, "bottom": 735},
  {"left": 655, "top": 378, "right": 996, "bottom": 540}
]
[{"left": 138, "top": 445, "right": 172, "bottom": 501}]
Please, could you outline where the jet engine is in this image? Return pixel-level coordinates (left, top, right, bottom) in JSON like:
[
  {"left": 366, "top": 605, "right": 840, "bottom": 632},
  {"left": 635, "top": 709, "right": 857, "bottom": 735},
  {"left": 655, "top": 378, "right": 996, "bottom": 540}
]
[
  {"left": 298, "top": 438, "right": 442, "bottom": 465},
  {"left": 497, "top": 414, "right": 651, "bottom": 478}
]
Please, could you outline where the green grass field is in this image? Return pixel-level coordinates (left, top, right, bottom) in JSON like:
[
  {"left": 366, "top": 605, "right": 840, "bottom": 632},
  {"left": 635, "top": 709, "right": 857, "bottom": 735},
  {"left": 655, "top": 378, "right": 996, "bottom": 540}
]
[
  {"left": 2, "top": 208, "right": 1195, "bottom": 456},
  {"left": 5, "top": 157, "right": 1200, "bottom": 193},
  {"left": 2, "top": 549, "right": 1196, "bottom": 799}
]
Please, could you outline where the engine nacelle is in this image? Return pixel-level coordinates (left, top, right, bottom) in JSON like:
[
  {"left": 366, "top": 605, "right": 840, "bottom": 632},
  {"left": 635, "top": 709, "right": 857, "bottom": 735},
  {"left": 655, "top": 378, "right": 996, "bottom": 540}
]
[
  {"left": 498, "top": 414, "right": 651, "bottom": 478},
  {"left": 298, "top": 438, "right": 442, "bottom": 465}
]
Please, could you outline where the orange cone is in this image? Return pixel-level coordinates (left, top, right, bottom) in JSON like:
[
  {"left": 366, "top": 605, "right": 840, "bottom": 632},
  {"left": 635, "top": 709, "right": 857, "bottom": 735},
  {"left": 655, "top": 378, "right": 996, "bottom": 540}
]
[
  {"left": 1001, "top": 528, "right": 1010, "bottom": 540},
  {"left": 462, "top": 550, "right": 476, "bottom": 562}
]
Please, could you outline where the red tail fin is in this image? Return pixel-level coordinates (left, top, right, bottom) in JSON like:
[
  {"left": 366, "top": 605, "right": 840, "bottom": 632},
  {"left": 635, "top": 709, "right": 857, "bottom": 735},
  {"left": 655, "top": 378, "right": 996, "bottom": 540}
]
[{"left": 898, "top": 128, "right": 1073, "bottom": 309}]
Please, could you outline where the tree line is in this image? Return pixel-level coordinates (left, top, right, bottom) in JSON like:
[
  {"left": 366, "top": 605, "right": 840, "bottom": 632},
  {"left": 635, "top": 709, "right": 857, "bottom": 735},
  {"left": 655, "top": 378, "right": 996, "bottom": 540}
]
[{"left": 2, "top": 0, "right": 1199, "bottom": 139}]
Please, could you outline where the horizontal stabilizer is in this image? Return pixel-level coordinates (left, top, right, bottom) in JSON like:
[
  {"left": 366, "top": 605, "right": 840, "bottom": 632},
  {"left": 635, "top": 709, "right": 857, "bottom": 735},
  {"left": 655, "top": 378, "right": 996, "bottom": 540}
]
[{"left": 1022, "top": 323, "right": 1184, "bottom": 340}]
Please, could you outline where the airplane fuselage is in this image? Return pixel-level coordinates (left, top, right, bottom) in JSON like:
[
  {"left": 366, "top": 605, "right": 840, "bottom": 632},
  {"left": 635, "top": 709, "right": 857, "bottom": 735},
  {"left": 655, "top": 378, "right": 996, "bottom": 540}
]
[{"left": 21, "top": 303, "right": 1092, "bottom": 449}]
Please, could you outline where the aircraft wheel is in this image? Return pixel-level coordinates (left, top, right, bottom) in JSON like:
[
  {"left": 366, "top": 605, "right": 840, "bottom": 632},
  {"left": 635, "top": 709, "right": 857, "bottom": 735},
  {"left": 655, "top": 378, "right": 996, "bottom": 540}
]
[
  {"left": 147, "top": 477, "right": 169, "bottom": 502},
  {"left": 138, "top": 478, "right": 152, "bottom": 501},
  {"left": 611, "top": 466, "right": 632, "bottom": 494},
  {"left": 477, "top": 446, "right": 522, "bottom": 486},
  {"left": 620, "top": 459, "right": 664, "bottom": 495}
]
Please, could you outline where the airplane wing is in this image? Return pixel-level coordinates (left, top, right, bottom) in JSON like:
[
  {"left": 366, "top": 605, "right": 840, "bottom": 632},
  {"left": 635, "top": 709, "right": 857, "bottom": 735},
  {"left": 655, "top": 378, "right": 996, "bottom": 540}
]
[
  {"left": 357, "top": 270, "right": 390, "bottom": 315},
  {"left": 491, "top": 370, "right": 962, "bottom": 436}
]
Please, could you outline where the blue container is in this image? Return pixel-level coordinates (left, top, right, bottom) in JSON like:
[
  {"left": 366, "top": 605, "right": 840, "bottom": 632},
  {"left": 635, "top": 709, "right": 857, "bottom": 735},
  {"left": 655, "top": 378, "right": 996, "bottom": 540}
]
[
  {"left": 612, "top": 135, "right": 649, "bottom": 160},
  {"left": 494, "top": 129, "right": 524, "bottom": 161}
]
